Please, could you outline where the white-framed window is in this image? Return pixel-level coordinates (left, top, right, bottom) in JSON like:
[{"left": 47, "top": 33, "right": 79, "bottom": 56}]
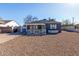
[{"left": 50, "top": 24, "right": 57, "bottom": 29}]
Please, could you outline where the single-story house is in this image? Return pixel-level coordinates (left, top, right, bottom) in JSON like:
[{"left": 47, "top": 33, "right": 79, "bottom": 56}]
[
  {"left": 62, "top": 24, "right": 76, "bottom": 32},
  {"left": 21, "top": 19, "right": 61, "bottom": 35},
  {"left": 75, "top": 24, "right": 79, "bottom": 29},
  {"left": 0, "top": 20, "right": 19, "bottom": 33}
]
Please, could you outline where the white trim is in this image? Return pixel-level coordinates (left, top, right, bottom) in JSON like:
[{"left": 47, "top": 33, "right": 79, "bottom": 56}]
[
  {"left": 48, "top": 30, "right": 59, "bottom": 33},
  {"left": 26, "top": 23, "right": 45, "bottom": 25}
]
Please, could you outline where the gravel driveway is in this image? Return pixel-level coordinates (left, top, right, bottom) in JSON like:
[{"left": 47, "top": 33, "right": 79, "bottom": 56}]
[{"left": 0, "top": 33, "right": 19, "bottom": 43}]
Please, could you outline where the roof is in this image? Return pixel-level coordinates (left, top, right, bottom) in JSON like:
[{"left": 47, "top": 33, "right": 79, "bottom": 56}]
[
  {"left": 0, "top": 20, "right": 13, "bottom": 24},
  {"left": 27, "top": 19, "right": 61, "bottom": 24}
]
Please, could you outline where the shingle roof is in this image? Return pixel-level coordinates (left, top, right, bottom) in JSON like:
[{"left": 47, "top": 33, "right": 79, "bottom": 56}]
[
  {"left": 0, "top": 20, "right": 13, "bottom": 24},
  {"left": 28, "top": 19, "right": 61, "bottom": 24}
]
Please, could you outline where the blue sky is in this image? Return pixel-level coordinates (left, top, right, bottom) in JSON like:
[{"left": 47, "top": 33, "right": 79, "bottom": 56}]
[{"left": 0, "top": 3, "right": 79, "bottom": 25}]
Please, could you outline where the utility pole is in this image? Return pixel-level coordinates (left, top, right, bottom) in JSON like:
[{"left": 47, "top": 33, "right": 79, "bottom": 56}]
[{"left": 72, "top": 17, "right": 75, "bottom": 25}]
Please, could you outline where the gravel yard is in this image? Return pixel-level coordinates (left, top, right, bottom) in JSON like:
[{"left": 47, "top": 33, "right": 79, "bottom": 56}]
[{"left": 0, "top": 31, "right": 79, "bottom": 56}]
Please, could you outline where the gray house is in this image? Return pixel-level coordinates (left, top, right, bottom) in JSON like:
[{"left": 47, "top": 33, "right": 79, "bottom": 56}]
[{"left": 21, "top": 19, "right": 61, "bottom": 35}]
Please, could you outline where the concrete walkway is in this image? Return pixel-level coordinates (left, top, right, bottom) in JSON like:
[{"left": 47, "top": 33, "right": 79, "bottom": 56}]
[{"left": 0, "top": 33, "right": 19, "bottom": 44}]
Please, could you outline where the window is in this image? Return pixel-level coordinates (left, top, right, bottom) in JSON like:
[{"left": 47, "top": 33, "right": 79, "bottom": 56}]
[
  {"left": 23, "top": 25, "right": 26, "bottom": 27},
  {"left": 27, "top": 25, "right": 30, "bottom": 29},
  {"left": 50, "top": 24, "right": 57, "bottom": 29},
  {"left": 37, "top": 25, "right": 42, "bottom": 29}
]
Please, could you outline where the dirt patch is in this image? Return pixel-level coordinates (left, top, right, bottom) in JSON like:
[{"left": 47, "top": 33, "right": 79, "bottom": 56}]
[{"left": 0, "top": 31, "right": 79, "bottom": 55}]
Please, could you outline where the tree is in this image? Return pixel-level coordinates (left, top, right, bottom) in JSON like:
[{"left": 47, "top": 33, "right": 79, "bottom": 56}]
[
  {"left": 62, "top": 19, "right": 71, "bottom": 26},
  {"left": 32, "top": 17, "right": 38, "bottom": 21},
  {"left": 0, "top": 17, "right": 3, "bottom": 20},
  {"left": 24, "top": 15, "right": 33, "bottom": 24},
  {"left": 24, "top": 15, "right": 38, "bottom": 24}
]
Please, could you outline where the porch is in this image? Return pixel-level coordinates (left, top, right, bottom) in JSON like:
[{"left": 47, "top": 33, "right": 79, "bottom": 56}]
[{"left": 26, "top": 23, "right": 46, "bottom": 35}]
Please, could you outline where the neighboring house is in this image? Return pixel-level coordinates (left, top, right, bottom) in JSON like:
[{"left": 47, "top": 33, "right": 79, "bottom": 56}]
[
  {"left": 62, "top": 25, "right": 75, "bottom": 30},
  {"left": 0, "top": 20, "right": 19, "bottom": 33},
  {"left": 75, "top": 24, "right": 79, "bottom": 29},
  {"left": 22, "top": 19, "right": 61, "bottom": 35},
  {"left": 62, "top": 24, "right": 76, "bottom": 32}
]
